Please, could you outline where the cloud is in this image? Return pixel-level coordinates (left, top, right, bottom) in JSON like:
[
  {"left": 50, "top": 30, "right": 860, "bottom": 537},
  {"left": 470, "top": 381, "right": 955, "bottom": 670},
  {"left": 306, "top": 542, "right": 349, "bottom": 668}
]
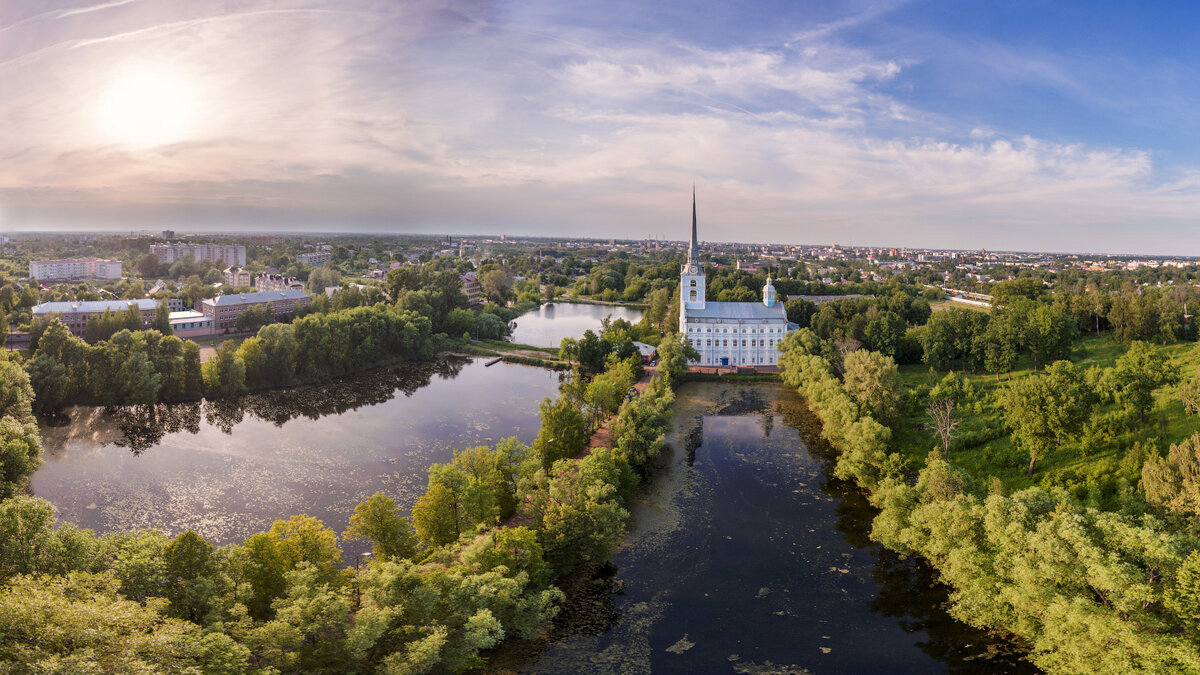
[{"left": 1, "top": 0, "right": 1199, "bottom": 254}]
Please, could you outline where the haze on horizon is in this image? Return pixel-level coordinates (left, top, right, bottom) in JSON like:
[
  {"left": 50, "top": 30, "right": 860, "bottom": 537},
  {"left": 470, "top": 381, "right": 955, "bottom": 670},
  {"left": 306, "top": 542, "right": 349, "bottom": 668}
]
[{"left": 4, "top": 0, "right": 1200, "bottom": 254}]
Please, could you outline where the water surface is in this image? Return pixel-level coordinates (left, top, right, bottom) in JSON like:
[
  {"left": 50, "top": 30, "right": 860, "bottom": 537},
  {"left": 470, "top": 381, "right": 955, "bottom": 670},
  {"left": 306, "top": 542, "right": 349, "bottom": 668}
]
[
  {"left": 492, "top": 381, "right": 1033, "bottom": 674},
  {"left": 32, "top": 358, "right": 561, "bottom": 546},
  {"left": 509, "top": 302, "right": 644, "bottom": 347}
]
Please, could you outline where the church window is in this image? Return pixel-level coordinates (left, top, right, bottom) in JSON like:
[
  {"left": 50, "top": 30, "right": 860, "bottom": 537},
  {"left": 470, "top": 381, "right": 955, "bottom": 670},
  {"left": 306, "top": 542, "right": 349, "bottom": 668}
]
[
  {"left": 723, "top": 339, "right": 728, "bottom": 346},
  {"left": 689, "top": 290, "right": 697, "bottom": 301},
  {"left": 690, "top": 280, "right": 696, "bottom": 287}
]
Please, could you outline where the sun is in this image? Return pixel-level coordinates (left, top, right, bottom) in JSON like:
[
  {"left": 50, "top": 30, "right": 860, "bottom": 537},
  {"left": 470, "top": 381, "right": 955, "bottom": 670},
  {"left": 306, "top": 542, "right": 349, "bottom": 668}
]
[{"left": 95, "top": 68, "right": 197, "bottom": 147}]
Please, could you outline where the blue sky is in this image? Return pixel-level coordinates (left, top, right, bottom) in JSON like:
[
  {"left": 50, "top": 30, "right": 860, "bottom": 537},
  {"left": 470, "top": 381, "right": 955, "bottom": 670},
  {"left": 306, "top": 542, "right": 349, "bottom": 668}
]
[{"left": 3, "top": 0, "right": 1200, "bottom": 253}]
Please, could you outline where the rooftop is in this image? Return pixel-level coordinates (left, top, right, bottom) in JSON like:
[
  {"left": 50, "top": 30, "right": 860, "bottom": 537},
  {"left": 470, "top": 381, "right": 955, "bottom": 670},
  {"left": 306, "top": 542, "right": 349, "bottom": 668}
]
[
  {"left": 201, "top": 289, "right": 310, "bottom": 306},
  {"left": 685, "top": 301, "right": 787, "bottom": 321},
  {"left": 33, "top": 299, "right": 160, "bottom": 314}
]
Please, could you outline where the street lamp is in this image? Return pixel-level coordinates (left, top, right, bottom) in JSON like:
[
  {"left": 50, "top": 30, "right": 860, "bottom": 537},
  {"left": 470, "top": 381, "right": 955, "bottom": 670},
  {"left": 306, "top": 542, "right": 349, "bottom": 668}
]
[{"left": 354, "top": 551, "right": 372, "bottom": 607}]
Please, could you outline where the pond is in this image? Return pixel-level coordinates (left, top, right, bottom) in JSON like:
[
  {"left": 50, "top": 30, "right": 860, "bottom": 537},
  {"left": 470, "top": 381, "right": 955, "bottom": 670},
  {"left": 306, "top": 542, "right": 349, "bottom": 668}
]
[
  {"left": 509, "top": 302, "right": 644, "bottom": 347},
  {"left": 490, "top": 381, "right": 1034, "bottom": 674},
  {"left": 31, "top": 357, "right": 562, "bottom": 549}
]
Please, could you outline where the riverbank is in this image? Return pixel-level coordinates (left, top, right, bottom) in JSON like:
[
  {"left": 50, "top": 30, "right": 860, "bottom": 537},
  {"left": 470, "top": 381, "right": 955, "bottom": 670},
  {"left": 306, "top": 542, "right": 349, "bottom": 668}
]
[{"left": 778, "top": 337, "right": 1200, "bottom": 673}]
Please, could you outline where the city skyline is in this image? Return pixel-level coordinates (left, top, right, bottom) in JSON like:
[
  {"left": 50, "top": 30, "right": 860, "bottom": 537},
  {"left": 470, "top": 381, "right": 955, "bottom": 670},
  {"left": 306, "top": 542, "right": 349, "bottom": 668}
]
[{"left": 5, "top": 1, "right": 1200, "bottom": 253}]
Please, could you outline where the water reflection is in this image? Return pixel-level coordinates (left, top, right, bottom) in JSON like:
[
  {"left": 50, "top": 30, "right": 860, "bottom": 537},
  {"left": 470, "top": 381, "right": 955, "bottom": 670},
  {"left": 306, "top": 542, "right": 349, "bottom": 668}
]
[
  {"left": 32, "top": 358, "right": 561, "bottom": 546},
  {"left": 509, "top": 302, "right": 643, "bottom": 347},
  {"left": 95, "top": 359, "right": 472, "bottom": 453},
  {"left": 490, "top": 382, "right": 1034, "bottom": 674}
]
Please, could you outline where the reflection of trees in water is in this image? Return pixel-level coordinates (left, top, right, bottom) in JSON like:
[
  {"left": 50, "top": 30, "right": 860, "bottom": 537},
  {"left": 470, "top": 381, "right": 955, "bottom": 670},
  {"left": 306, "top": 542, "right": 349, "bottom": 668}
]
[
  {"left": 106, "top": 402, "right": 202, "bottom": 454},
  {"left": 778, "top": 391, "right": 1037, "bottom": 674},
  {"left": 103, "top": 357, "right": 470, "bottom": 452}
]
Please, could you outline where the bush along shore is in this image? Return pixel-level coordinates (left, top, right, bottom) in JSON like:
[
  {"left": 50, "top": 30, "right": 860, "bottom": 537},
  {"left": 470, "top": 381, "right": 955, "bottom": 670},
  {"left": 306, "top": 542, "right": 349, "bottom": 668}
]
[
  {"left": 0, "top": 334, "right": 696, "bottom": 672},
  {"left": 777, "top": 327, "right": 1200, "bottom": 674}
]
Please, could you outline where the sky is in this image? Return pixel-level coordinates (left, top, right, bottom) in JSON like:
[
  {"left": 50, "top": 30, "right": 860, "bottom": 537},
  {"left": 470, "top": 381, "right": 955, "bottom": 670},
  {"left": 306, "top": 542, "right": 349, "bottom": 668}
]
[{"left": 3, "top": 0, "right": 1200, "bottom": 253}]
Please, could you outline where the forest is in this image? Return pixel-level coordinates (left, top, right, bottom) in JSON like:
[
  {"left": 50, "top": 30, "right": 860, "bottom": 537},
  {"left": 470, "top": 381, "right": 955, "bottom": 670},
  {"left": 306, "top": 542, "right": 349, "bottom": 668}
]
[{"left": 777, "top": 278, "right": 1200, "bottom": 673}]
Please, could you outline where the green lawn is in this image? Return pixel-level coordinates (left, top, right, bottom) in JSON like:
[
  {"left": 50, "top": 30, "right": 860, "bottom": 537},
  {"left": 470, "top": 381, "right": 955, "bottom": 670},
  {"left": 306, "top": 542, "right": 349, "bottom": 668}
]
[{"left": 895, "top": 335, "right": 1200, "bottom": 501}]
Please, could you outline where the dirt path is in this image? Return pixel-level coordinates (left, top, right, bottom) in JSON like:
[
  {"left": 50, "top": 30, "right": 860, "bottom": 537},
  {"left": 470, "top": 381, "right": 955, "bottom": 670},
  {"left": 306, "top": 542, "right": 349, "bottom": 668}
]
[{"left": 578, "top": 365, "right": 659, "bottom": 457}]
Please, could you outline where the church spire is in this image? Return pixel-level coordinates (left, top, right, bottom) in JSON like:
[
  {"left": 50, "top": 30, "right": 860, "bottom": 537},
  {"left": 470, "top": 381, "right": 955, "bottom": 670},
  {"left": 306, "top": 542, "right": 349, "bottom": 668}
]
[{"left": 688, "top": 185, "right": 698, "bottom": 264}]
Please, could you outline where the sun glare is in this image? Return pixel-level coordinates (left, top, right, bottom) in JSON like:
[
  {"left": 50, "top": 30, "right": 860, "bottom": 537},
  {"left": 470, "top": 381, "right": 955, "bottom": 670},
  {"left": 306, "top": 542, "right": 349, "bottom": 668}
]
[{"left": 95, "top": 69, "right": 197, "bottom": 147}]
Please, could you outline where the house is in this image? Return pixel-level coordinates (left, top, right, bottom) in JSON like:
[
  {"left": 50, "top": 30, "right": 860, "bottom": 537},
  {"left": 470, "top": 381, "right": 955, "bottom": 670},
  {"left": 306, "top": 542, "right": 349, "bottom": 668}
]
[{"left": 224, "top": 266, "right": 252, "bottom": 288}]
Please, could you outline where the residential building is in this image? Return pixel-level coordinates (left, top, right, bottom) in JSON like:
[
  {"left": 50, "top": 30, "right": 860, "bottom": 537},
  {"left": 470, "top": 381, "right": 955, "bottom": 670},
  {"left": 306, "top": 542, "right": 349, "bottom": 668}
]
[
  {"left": 166, "top": 297, "right": 185, "bottom": 311},
  {"left": 224, "top": 266, "right": 252, "bottom": 288},
  {"left": 169, "top": 310, "right": 214, "bottom": 338},
  {"left": 461, "top": 273, "right": 484, "bottom": 306},
  {"left": 29, "top": 258, "right": 122, "bottom": 281},
  {"left": 297, "top": 251, "right": 332, "bottom": 266},
  {"left": 32, "top": 299, "right": 161, "bottom": 337},
  {"left": 149, "top": 242, "right": 246, "bottom": 266},
  {"left": 255, "top": 273, "right": 305, "bottom": 291},
  {"left": 678, "top": 194, "right": 790, "bottom": 368},
  {"left": 199, "top": 289, "right": 311, "bottom": 332}
]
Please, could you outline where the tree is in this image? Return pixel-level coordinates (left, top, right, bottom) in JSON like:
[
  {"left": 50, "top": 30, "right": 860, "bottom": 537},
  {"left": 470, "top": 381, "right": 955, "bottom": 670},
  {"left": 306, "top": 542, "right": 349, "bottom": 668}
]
[
  {"left": 979, "top": 311, "right": 1021, "bottom": 381},
  {"left": 343, "top": 493, "right": 418, "bottom": 560},
  {"left": 841, "top": 349, "right": 900, "bottom": 423},
  {"left": 925, "top": 398, "right": 960, "bottom": 456},
  {"left": 162, "top": 530, "right": 218, "bottom": 624},
  {"left": 1142, "top": 434, "right": 1200, "bottom": 516},
  {"left": 0, "top": 417, "right": 42, "bottom": 500},
  {"left": 1002, "top": 360, "right": 1095, "bottom": 474},
  {"left": 784, "top": 297, "right": 816, "bottom": 328},
  {"left": 1023, "top": 304, "right": 1076, "bottom": 371},
  {"left": 655, "top": 333, "right": 699, "bottom": 386},
  {"left": 412, "top": 482, "right": 461, "bottom": 548},
  {"left": 153, "top": 302, "right": 172, "bottom": 335},
  {"left": 1107, "top": 341, "right": 1179, "bottom": 421},
  {"left": 202, "top": 340, "right": 246, "bottom": 398},
  {"left": 532, "top": 396, "right": 589, "bottom": 470},
  {"left": 0, "top": 572, "right": 250, "bottom": 673}
]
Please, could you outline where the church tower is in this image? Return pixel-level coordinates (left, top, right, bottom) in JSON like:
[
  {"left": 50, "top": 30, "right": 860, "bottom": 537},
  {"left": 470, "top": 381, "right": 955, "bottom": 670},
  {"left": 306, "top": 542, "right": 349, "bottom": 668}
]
[
  {"left": 680, "top": 188, "right": 706, "bottom": 313},
  {"left": 762, "top": 274, "right": 777, "bottom": 307}
]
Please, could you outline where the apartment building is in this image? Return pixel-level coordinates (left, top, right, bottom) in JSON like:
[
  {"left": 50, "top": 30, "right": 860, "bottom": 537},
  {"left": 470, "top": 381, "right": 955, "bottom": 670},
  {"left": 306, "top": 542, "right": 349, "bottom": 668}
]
[
  {"left": 297, "top": 251, "right": 332, "bottom": 266},
  {"left": 29, "top": 258, "right": 122, "bottom": 281},
  {"left": 150, "top": 243, "right": 247, "bottom": 266}
]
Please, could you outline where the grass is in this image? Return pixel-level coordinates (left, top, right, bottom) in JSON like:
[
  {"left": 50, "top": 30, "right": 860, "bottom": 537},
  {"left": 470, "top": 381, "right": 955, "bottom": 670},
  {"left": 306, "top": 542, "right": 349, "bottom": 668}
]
[
  {"left": 929, "top": 299, "right": 992, "bottom": 314},
  {"left": 895, "top": 334, "right": 1200, "bottom": 499}
]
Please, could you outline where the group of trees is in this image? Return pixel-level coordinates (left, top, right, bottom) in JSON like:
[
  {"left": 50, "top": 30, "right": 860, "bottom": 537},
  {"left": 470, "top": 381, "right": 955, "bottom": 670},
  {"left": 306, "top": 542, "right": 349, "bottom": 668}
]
[
  {"left": 0, "top": 320, "right": 685, "bottom": 672},
  {"left": 779, "top": 306, "right": 1200, "bottom": 672},
  {"left": 24, "top": 303, "right": 434, "bottom": 411}
]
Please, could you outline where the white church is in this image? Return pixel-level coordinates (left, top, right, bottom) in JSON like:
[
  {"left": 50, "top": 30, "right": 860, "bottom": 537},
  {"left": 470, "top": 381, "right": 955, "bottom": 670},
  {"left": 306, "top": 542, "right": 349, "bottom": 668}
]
[{"left": 678, "top": 193, "right": 791, "bottom": 368}]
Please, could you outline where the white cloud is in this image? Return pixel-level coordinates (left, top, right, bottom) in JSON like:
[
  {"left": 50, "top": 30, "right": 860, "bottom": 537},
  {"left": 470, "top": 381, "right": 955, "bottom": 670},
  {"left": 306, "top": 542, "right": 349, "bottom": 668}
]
[{"left": 1, "top": 0, "right": 1199, "bottom": 253}]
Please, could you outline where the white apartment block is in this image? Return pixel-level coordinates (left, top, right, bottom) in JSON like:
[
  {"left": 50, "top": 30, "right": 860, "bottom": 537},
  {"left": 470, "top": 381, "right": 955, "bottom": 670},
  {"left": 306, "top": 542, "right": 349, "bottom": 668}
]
[
  {"left": 30, "top": 258, "right": 122, "bottom": 281},
  {"left": 297, "top": 251, "right": 332, "bottom": 266},
  {"left": 150, "top": 243, "right": 247, "bottom": 266}
]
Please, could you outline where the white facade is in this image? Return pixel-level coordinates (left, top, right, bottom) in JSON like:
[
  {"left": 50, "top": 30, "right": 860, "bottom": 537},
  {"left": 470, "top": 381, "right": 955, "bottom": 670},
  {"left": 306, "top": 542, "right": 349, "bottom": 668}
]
[
  {"left": 30, "top": 258, "right": 122, "bottom": 281},
  {"left": 150, "top": 243, "right": 246, "bottom": 266},
  {"left": 678, "top": 195, "right": 789, "bottom": 367},
  {"left": 298, "top": 251, "right": 332, "bottom": 266}
]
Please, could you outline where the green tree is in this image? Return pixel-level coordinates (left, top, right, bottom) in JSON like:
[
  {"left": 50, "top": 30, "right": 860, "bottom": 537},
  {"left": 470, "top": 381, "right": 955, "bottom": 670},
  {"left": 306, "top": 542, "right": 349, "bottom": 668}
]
[
  {"left": 532, "top": 396, "right": 589, "bottom": 470},
  {"left": 343, "top": 492, "right": 418, "bottom": 560},
  {"left": 152, "top": 302, "right": 172, "bottom": 335},
  {"left": 841, "top": 349, "right": 900, "bottom": 424},
  {"left": 202, "top": 340, "right": 247, "bottom": 397},
  {"left": 655, "top": 332, "right": 699, "bottom": 386},
  {"left": 1107, "top": 340, "right": 1180, "bottom": 421},
  {"left": 1002, "top": 360, "right": 1095, "bottom": 474}
]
